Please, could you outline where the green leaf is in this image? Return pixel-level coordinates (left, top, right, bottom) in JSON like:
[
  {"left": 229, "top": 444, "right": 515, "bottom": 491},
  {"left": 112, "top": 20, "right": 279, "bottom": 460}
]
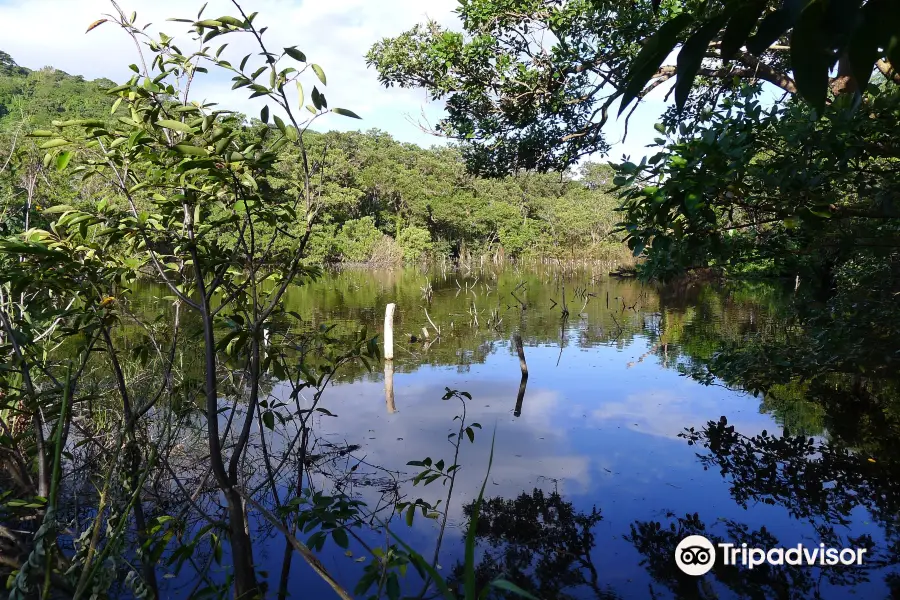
[
  {"left": 332, "top": 528, "right": 349, "bottom": 549},
  {"left": 490, "top": 579, "right": 541, "bottom": 600},
  {"left": 296, "top": 80, "right": 304, "bottom": 108},
  {"left": 331, "top": 107, "right": 361, "bottom": 119},
  {"left": 675, "top": 15, "right": 728, "bottom": 111},
  {"left": 157, "top": 119, "right": 195, "bottom": 133},
  {"left": 216, "top": 15, "right": 244, "bottom": 27},
  {"left": 311, "top": 63, "right": 326, "bottom": 85},
  {"left": 273, "top": 114, "right": 287, "bottom": 133},
  {"left": 27, "top": 130, "right": 55, "bottom": 137},
  {"left": 285, "top": 47, "right": 307, "bottom": 62},
  {"left": 262, "top": 411, "right": 275, "bottom": 430},
  {"left": 260, "top": 105, "right": 269, "bottom": 123},
  {"left": 40, "top": 204, "right": 75, "bottom": 214},
  {"left": 721, "top": 0, "right": 768, "bottom": 60},
  {"left": 55, "top": 151, "right": 73, "bottom": 171},
  {"left": 311, "top": 87, "right": 323, "bottom": 110},
  {"left": 213, "top": 535, "right": 223, "bottom": 564},
  {"left": 39, "top": 139, "right": 70, "bottom": 149},
  {"left": 385, "top": 533, "right": 455, "bottom": 600},
  {"left": 747, "top": 8, "right": 797, "bottom": 55},
  {"left": 173, "top": 144, "right": 209, "bottom": 156},
  {"left": 619, "top": 14, "right": 692, "bottom": 114},
  {"left": 791, "top": 0, "right": 830, "bottom": 113},
  {"left": 405, "top": 505, "right": 415, "bottom": 526},
  {"left": 847, "top": 0, "right": 893, "bottom": 91},
  {"left": 386, "top": 573, "right": 401, "bottom": 600}
]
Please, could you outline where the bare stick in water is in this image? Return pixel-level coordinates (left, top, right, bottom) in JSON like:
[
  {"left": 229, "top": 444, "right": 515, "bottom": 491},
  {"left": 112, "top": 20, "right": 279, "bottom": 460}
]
[
  {"left": 514, "top": 333, "right": 529, "bottom": 417},
  {"left": 514, "top": 333, "right": 529, "bottom": 378}
]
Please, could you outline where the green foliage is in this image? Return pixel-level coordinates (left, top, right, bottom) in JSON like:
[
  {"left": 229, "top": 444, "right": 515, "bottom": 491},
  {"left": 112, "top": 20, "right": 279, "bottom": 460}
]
[
  {"left": 617, "top": 81, "right": 900, "bottom": 285},
  {"left": 0, "top": 50, "right": 631, "bottom": 266},
  {"left": 397, "top": 225, "right": 432, "bottom": 263},
  {"left": 368, "top": 0, "right": 898, "bottom": 175},
  {"left": 366, "top": 0, "right": 675, "bottom": 173},
  {"left": 335, "top": 216, "right": 383, "bottom": 262},
  {"left": 0, "top": 59, "right": 114, "bottom": 124},
  {"left": 619, "top": 0, "right": 900, "bottom": 114}
]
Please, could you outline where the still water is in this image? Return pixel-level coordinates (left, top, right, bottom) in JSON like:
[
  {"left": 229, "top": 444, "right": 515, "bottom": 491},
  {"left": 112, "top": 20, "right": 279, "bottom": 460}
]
[{"left": 155, "top": 268, "right": 898, "bottom": 599}]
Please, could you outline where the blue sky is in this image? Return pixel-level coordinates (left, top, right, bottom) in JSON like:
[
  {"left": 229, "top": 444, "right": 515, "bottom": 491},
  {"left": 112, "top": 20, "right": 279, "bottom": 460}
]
[{"left": 0, "top": 0, "right": 670, "bottom": 163}]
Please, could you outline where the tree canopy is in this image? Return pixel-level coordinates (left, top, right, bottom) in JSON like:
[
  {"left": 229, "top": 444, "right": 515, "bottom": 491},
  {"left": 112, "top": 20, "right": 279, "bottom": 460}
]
[{"left": 367, "top": 0, "right": 900, "bottom": 174}]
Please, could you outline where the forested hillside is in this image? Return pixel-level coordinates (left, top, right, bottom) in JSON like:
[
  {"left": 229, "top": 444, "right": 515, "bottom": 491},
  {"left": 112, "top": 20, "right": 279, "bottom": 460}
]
[{"left": 0, "top": 50, "right": 630, "bottom": 266}]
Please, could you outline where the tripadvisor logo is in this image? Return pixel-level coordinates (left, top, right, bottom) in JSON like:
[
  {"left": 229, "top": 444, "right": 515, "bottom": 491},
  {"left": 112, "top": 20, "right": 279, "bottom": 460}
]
[
  {"left": 674, "top": 535, "right": 869, "bottom": 576},
  {"left": 675, "top": 535, "right": 716, "bottom": 576}
]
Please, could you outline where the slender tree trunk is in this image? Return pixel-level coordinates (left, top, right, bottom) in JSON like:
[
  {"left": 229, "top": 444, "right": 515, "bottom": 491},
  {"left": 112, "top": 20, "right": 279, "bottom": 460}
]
[
  {"left": 225, "top": 487, "right": 258, "bottom": 599},
  {"left": 192, "top": 254, "right": 259, "bottom": 599},
  {"left": 103, "top": 328, "right": 160, "bottom": 599}
]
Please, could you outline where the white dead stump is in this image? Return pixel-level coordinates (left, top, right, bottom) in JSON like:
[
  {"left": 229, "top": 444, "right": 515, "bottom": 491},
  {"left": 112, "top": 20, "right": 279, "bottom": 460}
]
[{"left": 384, "top": 303, "right": 395, "bottom": 360}]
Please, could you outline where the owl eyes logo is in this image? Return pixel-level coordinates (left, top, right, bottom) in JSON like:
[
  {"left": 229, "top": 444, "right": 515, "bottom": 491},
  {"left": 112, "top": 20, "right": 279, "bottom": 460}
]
[
  {"left": 675, "top": 535, "right": 716, "bottom": 576},
  {"left": 681, "top": 546, "right": 712, "bottom": 565}
]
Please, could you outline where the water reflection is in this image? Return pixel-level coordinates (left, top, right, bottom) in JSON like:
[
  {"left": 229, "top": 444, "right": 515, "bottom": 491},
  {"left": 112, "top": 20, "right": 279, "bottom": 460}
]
[{"left": 125, "top": 268, "right": 899, "bottom": 599}]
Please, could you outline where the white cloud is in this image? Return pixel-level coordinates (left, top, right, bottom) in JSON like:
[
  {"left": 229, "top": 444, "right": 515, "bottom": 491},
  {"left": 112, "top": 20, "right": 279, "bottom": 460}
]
[
  {"left": 0, "top": 0, "right": 666, "bottom": 155},
  {"left": 0, "top": 0, "right": 458, "bottom": 146},
  {"left": 590, "top": 385, "right": 773, "bottom": 440},
  {"left": 262, "top": 376, "right": 592, "bottom": 530}
]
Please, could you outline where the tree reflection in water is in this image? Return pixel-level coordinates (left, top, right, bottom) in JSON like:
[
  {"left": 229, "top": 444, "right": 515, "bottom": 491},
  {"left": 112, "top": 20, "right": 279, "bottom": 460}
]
[
  {"left": 624, "top": 416, "right": 900, "bottom": 599},
  {"left": 449, "top": 489, "right": 619, "bottom": 600},
  {"left": 446, "top": 415, "right": 900, "bottom": 599}
]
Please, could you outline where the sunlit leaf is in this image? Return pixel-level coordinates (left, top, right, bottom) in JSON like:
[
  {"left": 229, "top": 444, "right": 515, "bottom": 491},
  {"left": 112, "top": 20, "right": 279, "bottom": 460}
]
[
  {"left": 56, "top": 151, "right": 73, "bottom": 171},
  {"left": 39, "top": 139, "right": 70, "bottom": 149},
  {"left": 311, "top": 63, "right": 326, "bottom": 85},
  {"left": 157, "top": 119, "right": 195, "bottom": 133},
  {"left": 173, "top": 144, "right": 209, "bottom": 156}
]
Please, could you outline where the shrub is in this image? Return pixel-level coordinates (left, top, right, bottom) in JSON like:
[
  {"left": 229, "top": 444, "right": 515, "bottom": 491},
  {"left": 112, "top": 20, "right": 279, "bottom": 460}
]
[
  {"left": 397, "top": 226, "right": 432, "bottom": 263},
  {"left": 369, "top": 234, "right": 404, "bottom": 267},
  {"left": 335, "top": 216, "right": 382, "bottom": 262}
]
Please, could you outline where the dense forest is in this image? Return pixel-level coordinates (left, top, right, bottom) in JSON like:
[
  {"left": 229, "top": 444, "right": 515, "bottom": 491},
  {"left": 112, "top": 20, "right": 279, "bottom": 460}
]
[{"left": 0, "top": 50, "right": 630, "bottom": 268}]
